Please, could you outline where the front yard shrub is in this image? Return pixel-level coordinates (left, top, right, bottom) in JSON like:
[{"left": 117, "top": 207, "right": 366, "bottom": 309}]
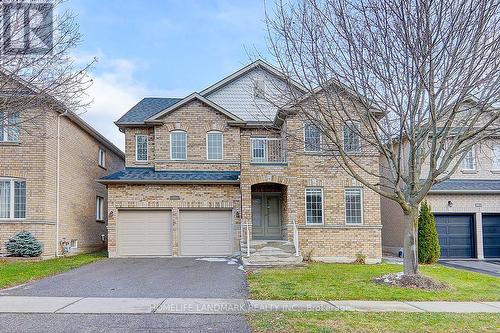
[
  {"left": 5, "top": 231, "right": 43, "bottom": 257},
  {"left": 418, "top": 201, "right": 440, "bottom": 264}
]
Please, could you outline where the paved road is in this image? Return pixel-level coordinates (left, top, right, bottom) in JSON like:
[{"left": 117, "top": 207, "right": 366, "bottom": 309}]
[
  {"left": 0, "top": 313, "right": 250, "bottom": 333},
  {"left": 440, "top": 260, "right": 500, "bottom": 277},
  {"left": 1, "top": 257, "right": 248, "bottom": 298}
]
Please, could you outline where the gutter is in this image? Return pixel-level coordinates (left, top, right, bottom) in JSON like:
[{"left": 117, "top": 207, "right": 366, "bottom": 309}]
[
  {"left": 55, "top": 110, "right": 68, "bottom": 257},
  {"left": 98, "top": 179, "right": 240, "bottom": 185}
]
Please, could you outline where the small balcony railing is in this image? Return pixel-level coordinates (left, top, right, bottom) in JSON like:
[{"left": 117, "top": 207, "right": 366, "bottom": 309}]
[{"left": 250, "top": 138, "right": 287, "bottom": 164}]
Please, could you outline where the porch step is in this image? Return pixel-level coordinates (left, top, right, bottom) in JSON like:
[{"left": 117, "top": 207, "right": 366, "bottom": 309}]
[{"left": 240, "top": 240, "right": 303, "bottom": 267}]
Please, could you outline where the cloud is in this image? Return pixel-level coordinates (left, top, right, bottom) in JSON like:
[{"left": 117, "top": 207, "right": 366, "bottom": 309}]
[{"left": 75, "top": 53, "right": 188, "bottom": 151}]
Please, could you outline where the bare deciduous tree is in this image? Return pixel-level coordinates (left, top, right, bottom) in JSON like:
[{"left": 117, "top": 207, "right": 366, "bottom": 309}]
[
  {"left": 0, "top": 0, "right": 93, "bottom": 141},
  {"left": 265, "top": 0, "right": 500, "bottom": 274}
]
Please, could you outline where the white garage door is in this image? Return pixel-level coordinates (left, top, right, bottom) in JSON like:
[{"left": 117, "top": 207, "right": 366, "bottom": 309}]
[
  {"left": 117, "top": 210, "right": 172, "bottom": 256},
  {"left": 180, "top": 210, "right": 233, "bottom": 256}
]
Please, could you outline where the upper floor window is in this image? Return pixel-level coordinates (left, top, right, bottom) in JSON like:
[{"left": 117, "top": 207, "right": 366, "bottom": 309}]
[
  {"left": 254, "top": 79, "right": 266, "bottom": 99},
  {"left": 207, "top": 131, "right": 223, "bottom": 160},
  {"left": 136, "top": 135, "right": 148, "bottom": 161},
  {"left": 343, "top": 122, "right": 361, "bottom": 153},
  {"left": 170, "top": 130, "right": 187, "bottom": 160},
  {"left": 96, "top": 196, "right": 104, "bottom": 221},
  {"left": 0, "top": 178, "right": 26, "bottom": 219},
  {"left": 462, "top": 147, "right": 476, "bottom": 170},
  {"left": 0, "top": 111, "right": 20, "bottom": 142},
  {"left": 304, "top": 123, "right": 321, "bottom": 152},
  {"left": 345, "top": 188, "right": 363, "bottom": 224},
  {"left": 492, "top": 144, "right": 500, "bottom": 171},
  {"left": 98, "top": 148, "right": 106, "bottom": 168},
  {"left": 305, "top": 188, "right": 323, "bottom": 224},
  {"left": 251, "top": 138, "right": 266, "bottom": 162}
]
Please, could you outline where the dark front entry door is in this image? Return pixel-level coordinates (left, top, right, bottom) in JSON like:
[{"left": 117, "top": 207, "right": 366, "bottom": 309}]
[
  {"left": 252, "top": 193, "right": 281, "bottom": 239},
  {"left": 434, "top": 214, "right": 475, "bottom": 258}
]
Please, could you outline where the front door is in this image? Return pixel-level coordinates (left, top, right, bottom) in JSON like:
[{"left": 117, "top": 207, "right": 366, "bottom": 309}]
[{"left": 252, "top": 193, "right": 281, "bottom": 240}]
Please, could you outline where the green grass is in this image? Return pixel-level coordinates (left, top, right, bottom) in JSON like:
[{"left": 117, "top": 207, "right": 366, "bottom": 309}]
[
  {"left": 0, "top": 251, "right": 107, "bottom": 290},
  {"left": 249, "top": 312, "right": 500, "bottom": 333},
  {"left": 248, "top": 262, "right": 500, "bottom": 301}
]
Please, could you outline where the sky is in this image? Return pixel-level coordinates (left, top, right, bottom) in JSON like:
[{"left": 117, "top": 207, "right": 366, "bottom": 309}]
[{"left": 62, "top": 0, "right": 271, "bottom": 150}]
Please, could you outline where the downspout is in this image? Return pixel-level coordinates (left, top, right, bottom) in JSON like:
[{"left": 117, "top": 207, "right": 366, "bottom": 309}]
[{"left": 56, "top": 110, "right": 68, "bottom": 256}]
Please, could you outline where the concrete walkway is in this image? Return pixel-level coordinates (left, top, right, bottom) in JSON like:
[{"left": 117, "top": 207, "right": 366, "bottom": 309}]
[{"left": 0, "top": 296, "right": 499, "bottom": 314}]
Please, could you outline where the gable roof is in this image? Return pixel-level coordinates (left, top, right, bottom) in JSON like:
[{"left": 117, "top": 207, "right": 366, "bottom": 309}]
[
  {"left": 115, "top": 97, "right": 182, "bottom": 125},
  {"left": 200, "top": 59, "right": 306, "bottom": 97},
  {"left": 145, "top": 93, "right": 244, "bottom": 123}
]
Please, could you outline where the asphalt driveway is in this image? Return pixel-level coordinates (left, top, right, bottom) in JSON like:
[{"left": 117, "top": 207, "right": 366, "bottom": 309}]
[
  {"left": 439, "top": 260, "right": 500, "bottom": 277},
  {"left": 1, "top": 258, "right": 248, "bottom": 298}
]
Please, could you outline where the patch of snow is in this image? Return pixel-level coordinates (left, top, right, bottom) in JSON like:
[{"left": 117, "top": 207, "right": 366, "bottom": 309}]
[
  {"left": 195, "top": 257, "right": 229, "bottom": 262},
  {"left": 238, "top": 265, "right": 245, "bottom": 271},
  {"left": 227, "top": 260, "right": 237, "bottom": 265}
]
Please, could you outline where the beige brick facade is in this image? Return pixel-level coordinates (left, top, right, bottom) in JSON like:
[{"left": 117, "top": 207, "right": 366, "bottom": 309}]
[
  {"left": 0, "top": 108, "right": 124, "bottom": 258},
  {"left": 110, "top": 98, "right": 382, "bottom": 262}
]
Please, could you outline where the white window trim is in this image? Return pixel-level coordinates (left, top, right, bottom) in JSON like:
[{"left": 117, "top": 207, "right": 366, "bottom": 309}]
[
  {"left": 0, "top": 112, "right": 20, "bottom": 143},
  {"left": 135, "top": 135, "right": 148, "bottom": 162},
  {"left": 96, "top": 196, "right": 104, "bottom": 221},
  {"left": 343, "top": 121, "right": 361, "bottom": 154},
  {"left": 304, "top": 123, "right": 322, "bottom": 153},
  {"left": 462, "top": 147, "right": 476, "bottom": 171},
  {"left": 492, "top": 144, "right": 500, "bottom": 171},
  {"left": 206, "top": 131, "right": 224, "bottom": 160},
  {"left": 251, "top": 137, "right": 268, "bottom": 162},
  {"left": 170, "top": 130, "right": 187, "bottom": 160},
  {"left": 305, "top": 187, "right": 324, "bottom": 225},
  {"left": 0, "top": 177, "right": 26, "bottom": 220},
  {"left": 98, "top": 148, "right": 106, "bottom": 168},
  {"left": 69, "top": 239, "right": 78, "bottom": 249},
  {"left": 344, "top": 187, "right": 364, "bottom": 225}
]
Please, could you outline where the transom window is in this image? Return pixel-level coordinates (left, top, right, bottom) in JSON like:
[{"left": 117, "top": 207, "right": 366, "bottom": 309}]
[
  {"left": 98, "top": 148, "right": 106, "bottom": 167},
  {"left": 492, "top": 144, "right": 500, "bottom": 170},
  {"left": 345, "top": 188, "right": 363, "bottom": 224},
  {"left": 207, "top": 131, "right": 223, "bottom": 160},
  {"left": 304, "top": 124, "right": 321, "bottom": 152},
  {"left": 0, "top": 178, "right": 26, "bottom": 219},
  {"left": 135, "top": 135, "right": 148, "bottom": 161},
  {"left": 462, "top": 147, "right": 476, "bottom": 170},
  {"left": 96, "top": 196, "right": 104, "bottom": 221},
  {"left": 0, "top": 111, "right": 20, "bottom": 142},
  {"left": 305, "top": 188, "right": 323, "bottom": 224},
  {"left": 170, "top": 131, "right": 187, "bottom": 160},
  {"left": 343, "top": 122, "right": 361, "bottom": 153}
]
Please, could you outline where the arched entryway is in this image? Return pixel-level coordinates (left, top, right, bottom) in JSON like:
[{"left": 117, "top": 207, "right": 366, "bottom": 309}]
[{"left": 251, "top": 182, "right": 288, "bottom": 240}]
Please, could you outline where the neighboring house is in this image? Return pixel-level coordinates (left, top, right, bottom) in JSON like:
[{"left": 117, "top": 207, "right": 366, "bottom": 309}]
[
  {"left": 381, "top": 111, "right": 500, "bottom": 260},
  {"left": 100, "top": 60, "right": 383, "bottom": 263},
  {"left": 0, "top": 92, "right": 125, "bottom": 257}
]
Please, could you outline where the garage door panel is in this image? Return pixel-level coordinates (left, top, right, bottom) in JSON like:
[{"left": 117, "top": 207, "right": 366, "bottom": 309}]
[
  {"left": 434, "top": 214, "right": 474, "bottom": 259},
  {"left": 482, "top": 214, "right": 500, "bottom": 258},
  {"left": 180, "top": 210, "right": 232, "bottom": 256},
  {"left": 117, "top": 210, "right": 172, "bottom": 256}
]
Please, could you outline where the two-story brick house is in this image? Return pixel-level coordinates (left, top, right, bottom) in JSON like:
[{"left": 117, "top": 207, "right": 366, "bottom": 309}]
[
  {"left": 0, "top": 91, "right": 124, "bottom": 257},
  {"left": 100, "top": 60, "right": 383, "bottom": 264},
  {"left": 381, "top": 101, "right": 500, "bottom": 260}
]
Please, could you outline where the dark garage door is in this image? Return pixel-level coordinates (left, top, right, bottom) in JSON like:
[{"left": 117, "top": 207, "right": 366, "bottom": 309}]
[
  {"left": 434, "top": 214, "right": 474, "bottom": 258},
  {"left": 482, "top": 214, "right": 500, "bottom": 258}
]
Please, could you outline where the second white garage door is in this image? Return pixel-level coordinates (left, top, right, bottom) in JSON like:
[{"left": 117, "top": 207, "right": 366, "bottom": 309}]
[
  {"left": 180, "top": 210, "right": 233, "bottom": 256},
  {"left": 117, "top": 210, "right": 172, "bottom": 256}
]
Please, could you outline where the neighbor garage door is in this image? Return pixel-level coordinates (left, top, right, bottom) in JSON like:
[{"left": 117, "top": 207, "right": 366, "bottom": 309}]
[
  {"left": 434, "top": 214, "right": 474, "bottom": 258},
  {"left": 482, "top": 214, "right": 500, "bottom": 258},
  {"left": 117, "top": 210, "right": 172, "bottom": 256},
  {"left": 180, "top": 210, "right": 232, "bottom": 256}
]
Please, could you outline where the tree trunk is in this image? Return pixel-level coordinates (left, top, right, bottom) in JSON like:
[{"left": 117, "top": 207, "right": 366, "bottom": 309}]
[{"left": 403, "top": 205, "right": 419, "bottom": 275}]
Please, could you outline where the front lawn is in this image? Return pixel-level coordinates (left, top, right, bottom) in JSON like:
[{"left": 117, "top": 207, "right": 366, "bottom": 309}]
[
  {"left": 248, "top": 262, "right": 500, "bottom": 301},
  {"left": 0, "top": 251, "right": 107, "bottom": 290},
  {"left": 249, "top": 312, "right": 500, "bottom": 333}
]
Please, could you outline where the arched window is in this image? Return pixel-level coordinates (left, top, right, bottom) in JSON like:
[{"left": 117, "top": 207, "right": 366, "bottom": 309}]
[
  {"left": 170, "top": 130, "right": 187, "bottom": 160},
  {"left": 206, "top": 131, "right": 223, "bottom": 160}
]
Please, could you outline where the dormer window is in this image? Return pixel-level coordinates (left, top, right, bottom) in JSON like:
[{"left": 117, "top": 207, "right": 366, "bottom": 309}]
[
  {"left": 170, "top": 130, "right": 187, "bottom": 160},
  {"left": 254, "top": 79, "right": 266, "bottom": 99},
  {"left": 0, "top": 111, "right": 20, "bottom": 142}
]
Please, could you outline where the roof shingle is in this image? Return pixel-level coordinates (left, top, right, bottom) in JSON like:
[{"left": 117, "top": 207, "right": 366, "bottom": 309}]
[
  {"left": 116, "top": 98, "right": 182, "bottom": 124},
  {"left": 99, "top": 168, "right": 240, "bottom": 184},
  {"left": 430, "top": 179, "right": 500, "bottom": 192}
]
